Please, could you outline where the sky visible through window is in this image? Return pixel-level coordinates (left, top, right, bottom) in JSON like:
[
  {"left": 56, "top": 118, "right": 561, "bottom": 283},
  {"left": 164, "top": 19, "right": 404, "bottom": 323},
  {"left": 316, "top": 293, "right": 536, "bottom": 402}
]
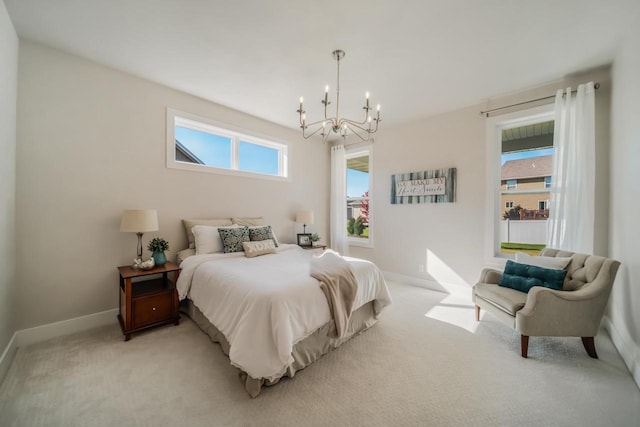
[
  {"left": 239, "top": 141, "right": 278, "bottom": 175},
  {"left": 347, "top": 169, "right": 369, "bottom": 198},
  {"left": 501, "top": 147, "right": 553, "bottom": 165},
  {"left": 176, "top": 126, "right": 278, "bottom": 174}
]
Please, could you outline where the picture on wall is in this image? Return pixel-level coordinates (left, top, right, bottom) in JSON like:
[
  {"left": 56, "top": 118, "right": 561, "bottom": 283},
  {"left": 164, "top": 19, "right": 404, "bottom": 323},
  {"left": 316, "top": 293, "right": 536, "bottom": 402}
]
[{"left": 390, "top": 167, "right": 456, "bottom": 204}]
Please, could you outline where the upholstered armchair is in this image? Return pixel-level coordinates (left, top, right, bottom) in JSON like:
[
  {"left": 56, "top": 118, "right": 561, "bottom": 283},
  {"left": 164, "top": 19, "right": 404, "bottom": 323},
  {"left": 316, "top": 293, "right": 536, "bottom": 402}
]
[{"left": 473, "top": 248, "right": 620, "bottom": 358}]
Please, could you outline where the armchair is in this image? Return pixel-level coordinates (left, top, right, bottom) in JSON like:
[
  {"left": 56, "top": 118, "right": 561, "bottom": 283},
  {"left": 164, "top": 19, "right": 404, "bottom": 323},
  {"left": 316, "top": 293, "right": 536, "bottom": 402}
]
[{"left": 473, "top": 248, "right": 620, "bottom": 358}]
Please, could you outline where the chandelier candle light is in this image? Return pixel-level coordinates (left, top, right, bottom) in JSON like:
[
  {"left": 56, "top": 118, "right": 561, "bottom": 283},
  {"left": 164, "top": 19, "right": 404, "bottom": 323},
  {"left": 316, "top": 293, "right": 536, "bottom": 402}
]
[{"left": 297, "top": 50, "right": 381, "bottom": 143}]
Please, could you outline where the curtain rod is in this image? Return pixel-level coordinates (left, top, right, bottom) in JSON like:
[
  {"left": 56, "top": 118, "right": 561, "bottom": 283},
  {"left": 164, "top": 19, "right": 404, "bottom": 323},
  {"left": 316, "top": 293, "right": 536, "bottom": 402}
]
[{"left": 479, "top": 82, "right": 600, "bottom": 117}]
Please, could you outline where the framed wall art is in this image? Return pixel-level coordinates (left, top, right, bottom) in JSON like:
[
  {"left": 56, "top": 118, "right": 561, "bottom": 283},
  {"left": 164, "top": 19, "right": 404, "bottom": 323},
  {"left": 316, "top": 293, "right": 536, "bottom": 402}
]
[{"left": 390, "top": 167, "right": 456, "bottom": 204}]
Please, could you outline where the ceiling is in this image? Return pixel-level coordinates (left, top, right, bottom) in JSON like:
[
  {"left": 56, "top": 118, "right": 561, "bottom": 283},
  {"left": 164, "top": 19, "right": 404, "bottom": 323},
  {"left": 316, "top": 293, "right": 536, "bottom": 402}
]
[{"left": 5, "top": 0, "right": 640, "bottom": 132}]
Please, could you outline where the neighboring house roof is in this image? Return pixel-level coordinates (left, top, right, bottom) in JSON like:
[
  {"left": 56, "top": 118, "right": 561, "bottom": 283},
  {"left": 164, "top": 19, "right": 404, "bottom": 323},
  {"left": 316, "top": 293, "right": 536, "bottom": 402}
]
[
  {"left": 501, "top": 155, "right": 552, "bottom": 180},
  {"left": 175, "top": 140, "right": 204, "bottom": 164}
]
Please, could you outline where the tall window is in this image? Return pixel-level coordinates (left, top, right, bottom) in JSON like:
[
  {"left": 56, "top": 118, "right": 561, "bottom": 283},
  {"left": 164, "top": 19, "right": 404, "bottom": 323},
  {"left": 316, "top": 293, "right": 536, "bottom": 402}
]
[
  {"left": 346, "top": 147, "right": 372, "bottom": 247},
  {"left": 486, "top": 104, "right": 555, "bottom": 259},
  {"left": 166, "top": 109, "right": 289, "bottom": 180}
]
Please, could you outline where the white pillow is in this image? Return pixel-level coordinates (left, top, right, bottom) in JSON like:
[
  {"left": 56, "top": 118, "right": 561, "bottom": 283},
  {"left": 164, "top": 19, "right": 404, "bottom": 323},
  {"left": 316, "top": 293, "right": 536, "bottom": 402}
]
[
  {"left": 192, "top": 224, "right": 241, "bottom": 255},
  {"left": 515, "top": 252, "right": 572, "bottom": 270}
]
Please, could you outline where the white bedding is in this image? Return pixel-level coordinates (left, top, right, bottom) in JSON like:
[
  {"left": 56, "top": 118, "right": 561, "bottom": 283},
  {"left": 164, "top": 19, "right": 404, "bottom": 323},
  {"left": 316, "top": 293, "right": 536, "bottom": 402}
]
[{"left": 176, "top": 244, "right": 392, "bottom": 381}]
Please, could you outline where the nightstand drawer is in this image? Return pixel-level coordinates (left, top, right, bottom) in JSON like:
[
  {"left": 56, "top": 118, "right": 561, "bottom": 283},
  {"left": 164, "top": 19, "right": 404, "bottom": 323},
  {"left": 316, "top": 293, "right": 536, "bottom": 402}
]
[{"left": 132, "top": 292, "right": 173, "bottom": 329}]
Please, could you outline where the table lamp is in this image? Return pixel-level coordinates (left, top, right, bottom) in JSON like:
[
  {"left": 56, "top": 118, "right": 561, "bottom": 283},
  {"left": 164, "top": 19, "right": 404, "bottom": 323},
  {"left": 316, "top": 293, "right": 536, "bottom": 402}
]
[
  {"left": 120, "top": 209, "right": 159, "bottom": 261},
  {"left": 295, "top": 210, "right": 314, "bottom": 234}
]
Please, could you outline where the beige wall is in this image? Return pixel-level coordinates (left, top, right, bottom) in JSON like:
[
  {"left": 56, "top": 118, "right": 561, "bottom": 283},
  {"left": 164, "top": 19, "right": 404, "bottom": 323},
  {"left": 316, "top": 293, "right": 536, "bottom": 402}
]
[
  {"left": 609, "top": 19, "right": 640, "bottom": 386},
  {"left": 15, "top": 41, "right": 330, "bottom": 330},
  {"left": 351, "top": 106, "right": 487, "bottom": 288},
  {"left": 350, "top": 69, "right": 611, "bottom": 290},
  {"left": 0, "top": 3, "right": 18, "bottom": 354}
]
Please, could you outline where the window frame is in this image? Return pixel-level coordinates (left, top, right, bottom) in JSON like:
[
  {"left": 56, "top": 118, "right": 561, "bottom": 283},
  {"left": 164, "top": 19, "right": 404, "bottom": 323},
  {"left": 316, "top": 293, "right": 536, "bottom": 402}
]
[
  {"left": 485, "top": 104, "right": 555, "bottom": 265},
  {"left": 505, "top": 201, "right": 514, "bottom": 209},
  {"left": 506, "top": 179, "right": 517, "bottom": 190},
  {"left": 544, "top": 176, "right": 552, "bottom": 188},
  {"left": 166, "top": 108, "right": 290, "bottom": 181},
  {"left": 345, "top": 144, "right": 373, "bottom": 248}
]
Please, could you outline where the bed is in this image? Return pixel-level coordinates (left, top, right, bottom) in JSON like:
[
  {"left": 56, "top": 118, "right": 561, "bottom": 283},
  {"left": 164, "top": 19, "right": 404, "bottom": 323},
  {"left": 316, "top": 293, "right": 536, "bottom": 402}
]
[{"left": 176, "top": 233, "right": 392, "bottom": 397}]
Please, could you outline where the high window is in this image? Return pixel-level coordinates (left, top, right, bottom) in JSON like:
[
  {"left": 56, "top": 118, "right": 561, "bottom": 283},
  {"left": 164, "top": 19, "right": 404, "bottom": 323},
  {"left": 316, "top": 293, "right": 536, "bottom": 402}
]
[
  {"left": 486, "top": 104, "right": 555, "bottom": 259},
  {"left": 346, "top": 147, "right": 372, "bottom": 247},
  {"left": 166, "top": 109, "right": 289, "bottom": 180}
]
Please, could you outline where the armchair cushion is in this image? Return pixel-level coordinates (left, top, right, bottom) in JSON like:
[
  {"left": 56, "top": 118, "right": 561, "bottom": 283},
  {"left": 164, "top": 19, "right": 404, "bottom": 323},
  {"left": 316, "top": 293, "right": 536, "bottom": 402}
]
[
  {"left": 499, "top": 260, "right": 567, "bottom": 293},
  {"left": 475, "top": 282, "right": 527, "bottom": 315}
]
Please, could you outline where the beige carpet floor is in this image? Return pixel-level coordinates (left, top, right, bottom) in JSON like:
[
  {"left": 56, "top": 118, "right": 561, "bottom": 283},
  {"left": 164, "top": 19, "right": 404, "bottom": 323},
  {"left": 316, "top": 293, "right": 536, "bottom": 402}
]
[{"left": 1, "top": 281, "right": 639, "bottom": 427}]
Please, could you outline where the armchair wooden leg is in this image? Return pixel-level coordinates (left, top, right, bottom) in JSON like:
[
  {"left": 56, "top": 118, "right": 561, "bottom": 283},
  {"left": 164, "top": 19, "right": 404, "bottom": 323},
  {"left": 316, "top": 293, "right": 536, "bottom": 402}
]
[
  {"left": 581, "top": 337, "right": 598, "bottom": 359},
  {"left": 521, "top": 335, "right": 529, "bottom": 358},
  {"left": 475, "top": 305, "right": 480, "bottom": 322}
]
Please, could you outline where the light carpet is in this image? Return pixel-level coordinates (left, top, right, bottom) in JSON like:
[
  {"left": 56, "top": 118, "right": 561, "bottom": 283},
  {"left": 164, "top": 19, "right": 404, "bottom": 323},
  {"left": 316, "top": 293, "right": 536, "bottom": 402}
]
[{"left": 1, "top": 281, "right": 639, "bottom": 427}]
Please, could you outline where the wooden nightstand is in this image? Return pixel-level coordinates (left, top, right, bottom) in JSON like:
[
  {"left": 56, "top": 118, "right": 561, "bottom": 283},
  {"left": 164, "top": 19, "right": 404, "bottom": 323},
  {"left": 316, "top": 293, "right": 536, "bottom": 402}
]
[
  {"left": 301, "top": 244, "right": 327, "bottom": 251},
  {"left": 117, "top": 261, "right": 180, "bottom": 341}
]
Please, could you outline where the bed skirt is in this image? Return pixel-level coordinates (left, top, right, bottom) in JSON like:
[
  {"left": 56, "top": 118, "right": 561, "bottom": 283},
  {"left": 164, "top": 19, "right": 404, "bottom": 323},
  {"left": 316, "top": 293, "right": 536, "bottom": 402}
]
[{"left": 181, "top": 299, "right": 378, "bottom": 398}]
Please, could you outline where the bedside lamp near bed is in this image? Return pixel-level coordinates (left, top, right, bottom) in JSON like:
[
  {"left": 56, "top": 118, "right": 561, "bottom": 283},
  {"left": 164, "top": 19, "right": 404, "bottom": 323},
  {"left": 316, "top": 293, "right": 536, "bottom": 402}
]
[
  {"left": 295, "top": 210, "right": 314, "bottom": 234},
  {"left": 120, "top": 209, "right": 159, "bottom": 261}
]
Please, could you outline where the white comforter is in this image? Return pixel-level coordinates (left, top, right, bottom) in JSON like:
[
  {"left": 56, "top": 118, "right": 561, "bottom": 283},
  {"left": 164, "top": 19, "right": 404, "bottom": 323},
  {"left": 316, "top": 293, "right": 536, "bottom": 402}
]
[{"left": 176, "top": 244, "right": 392, "bottom": 381}]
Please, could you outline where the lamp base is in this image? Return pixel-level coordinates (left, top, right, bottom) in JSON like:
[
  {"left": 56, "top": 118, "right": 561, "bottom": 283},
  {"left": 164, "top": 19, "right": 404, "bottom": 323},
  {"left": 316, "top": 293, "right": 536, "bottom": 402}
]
[{"left": 136, "top": 232, "right": 144, "bottom": 259}]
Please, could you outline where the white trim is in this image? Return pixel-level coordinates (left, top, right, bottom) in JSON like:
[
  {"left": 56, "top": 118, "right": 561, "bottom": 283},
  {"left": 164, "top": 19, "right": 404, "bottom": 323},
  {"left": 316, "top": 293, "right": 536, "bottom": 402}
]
[
  {"left": 485, "top": 104, "right": 555, "bottom": 265},
  {"left": 602, "top": 315, "right": 640, "bottom": 389},
  {"left": 0, "top": 309, "right": 119, "bottom": 385},
  {"left": 166, "top": 108, "right": 291, "bottom": 182},
  {"left": 0, "top": 332, "right": 17, "bottom": 385},
  {"left": 15, "top": 308, "right": 118, "bottom": 347}
]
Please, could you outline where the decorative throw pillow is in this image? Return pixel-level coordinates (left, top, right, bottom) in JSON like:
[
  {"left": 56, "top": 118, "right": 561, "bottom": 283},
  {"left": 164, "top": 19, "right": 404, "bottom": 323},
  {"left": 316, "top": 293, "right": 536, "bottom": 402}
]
[
  {"left": 218, "top": 226, "right": 250, "bottom": 253},
  {"left": 192, "top": 225, "right": 225, "bottom": 255},
  {"left": 499, "top": 260, "right": 567, "bottom": 293},
  {"left": 242, "top": 240, "right": 276, "bottom": 258},
  {"left": 248, "top": 225, "right": 279, "bottom": 247},
  {"left": 183, "top": 218, "right": 233, "bottom": 249},
  {"left": 515, "top": 252, "right": 572, "bottom": 270}
]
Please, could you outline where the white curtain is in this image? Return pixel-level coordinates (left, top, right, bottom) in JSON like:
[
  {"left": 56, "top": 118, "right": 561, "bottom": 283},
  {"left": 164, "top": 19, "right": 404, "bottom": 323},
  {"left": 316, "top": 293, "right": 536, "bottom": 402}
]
[
  {"left": 330, "top": 145, "right": 349, "bottom": 256},
  {"left": 547, "top": 82, "right": 595, "bottom": 253}
]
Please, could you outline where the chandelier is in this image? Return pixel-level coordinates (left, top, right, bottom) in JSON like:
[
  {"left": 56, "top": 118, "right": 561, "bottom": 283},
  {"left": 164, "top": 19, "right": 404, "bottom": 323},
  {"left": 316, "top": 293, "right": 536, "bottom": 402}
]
[{"left": 297, "top": 49, "right": 381, "bottom": 143}]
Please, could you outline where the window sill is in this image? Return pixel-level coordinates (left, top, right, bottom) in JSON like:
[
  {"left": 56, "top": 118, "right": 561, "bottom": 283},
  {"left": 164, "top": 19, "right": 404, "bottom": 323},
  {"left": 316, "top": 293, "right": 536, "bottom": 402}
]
[{"left": 348, "top": 238, "right": 373, "bottom": 249}]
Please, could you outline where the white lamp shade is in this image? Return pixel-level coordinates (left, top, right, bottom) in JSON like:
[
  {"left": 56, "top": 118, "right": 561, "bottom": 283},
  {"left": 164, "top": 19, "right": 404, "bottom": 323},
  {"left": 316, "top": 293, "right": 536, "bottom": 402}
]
[
  {"left": 296, "top": 210, "right": 314, "bottom": 225},
  {"left": 120, "top": 209, "right": 159, "bottom": 232}
]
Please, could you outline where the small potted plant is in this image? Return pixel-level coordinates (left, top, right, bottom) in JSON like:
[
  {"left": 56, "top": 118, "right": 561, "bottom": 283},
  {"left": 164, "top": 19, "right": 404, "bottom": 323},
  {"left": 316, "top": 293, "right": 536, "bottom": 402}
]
[
  {"left": 147, "top": 237, "right": 170, "bottom": 267},
  {"left": 310, "top": 233, "right": 321, "bottom": 246}
]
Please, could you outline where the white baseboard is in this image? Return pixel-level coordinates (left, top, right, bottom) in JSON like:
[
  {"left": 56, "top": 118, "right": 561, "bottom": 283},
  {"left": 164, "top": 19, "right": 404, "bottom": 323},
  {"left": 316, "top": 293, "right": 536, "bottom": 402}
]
[
  {"left": 0, "top": 308, "right": 118, "bottom": 385},
  {"left": 382, "top": 270, "right": 472, "bottom": 296},
  {"left": 602, "top": 314, "right": 640, "bottom": 389},
  {"left": 0, "top": 332, "right": 18, "bottom": 384},
  {"left": 15, "top": 308, "right": 118, "bottom": 347}
]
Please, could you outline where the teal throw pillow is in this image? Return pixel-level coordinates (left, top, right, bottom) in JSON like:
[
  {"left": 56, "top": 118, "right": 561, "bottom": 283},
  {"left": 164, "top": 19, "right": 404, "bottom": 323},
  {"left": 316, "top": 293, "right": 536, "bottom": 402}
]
[
  {"left": 218, "top": 226, "right": 250, "bottom": 253},
  {"left": 248, "top": 225, "right": 278, "bottom": 247},
  {"left": 499, "top": 260, "right": 567, "bottom": 293}
]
